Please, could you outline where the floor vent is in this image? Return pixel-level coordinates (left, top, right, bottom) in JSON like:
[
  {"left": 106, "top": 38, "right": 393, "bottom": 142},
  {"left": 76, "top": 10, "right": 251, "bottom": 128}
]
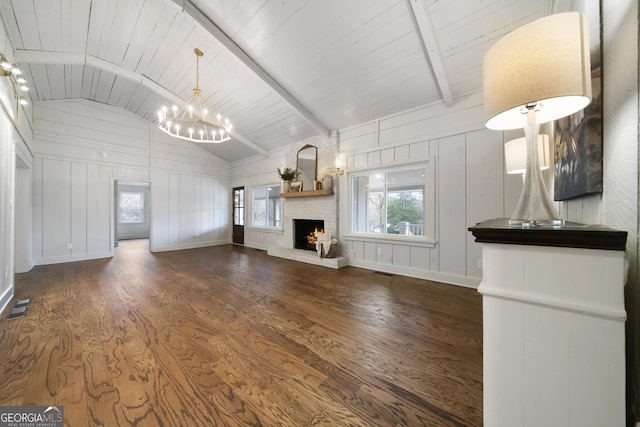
[
  {"left": 374, "top": 271, "right": 394, "bottom": 277},
  {"left": 7, "top": 298, "right": 30, "bottom": 320}
]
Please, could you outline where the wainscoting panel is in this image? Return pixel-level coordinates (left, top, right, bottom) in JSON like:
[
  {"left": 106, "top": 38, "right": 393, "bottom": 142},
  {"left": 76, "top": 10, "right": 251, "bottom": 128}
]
[
  {"left": 179, "top": 174, "right": 196, "bottom": 245},
  {"left": 410, "top": 246, "right": 430, "bottom": 270},
  {"left": 201, "top": 176, "right": 215, "bottom": 242},
  {"left": 70, "top": 162, "right": 88, "bottom": 254},
  {"left": 150, "top": 170, "right": 231, "bottom": 252},
  {"left": 392, "top": 245, "right": 411, "bottom": 268},
  {"left": 41, "top": 158, "right": 71, "bottom": 259},
  {"left": 465, "top": 129, "right": 505, "bottom": 279},
  {"left": 435, "top": 133, "right": 467, "bottom": 278},
  {"left": 86, "top": 164, "right": 112, "bottom": 254}
]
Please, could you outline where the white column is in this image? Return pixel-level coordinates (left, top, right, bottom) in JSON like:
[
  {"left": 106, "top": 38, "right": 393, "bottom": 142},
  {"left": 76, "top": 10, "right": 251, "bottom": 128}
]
[{"left": 474, "top": 227, "right": 627, "bottom": 426}]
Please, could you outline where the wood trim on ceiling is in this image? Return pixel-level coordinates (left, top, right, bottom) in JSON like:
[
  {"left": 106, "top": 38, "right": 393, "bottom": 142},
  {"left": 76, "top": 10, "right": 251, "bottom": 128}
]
[{"left": 172, "top": 0, "right": 332, "bottom": 139}]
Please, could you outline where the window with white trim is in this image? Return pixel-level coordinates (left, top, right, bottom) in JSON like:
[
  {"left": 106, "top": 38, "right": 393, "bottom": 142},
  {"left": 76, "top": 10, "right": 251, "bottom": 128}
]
[
  {"left": 351, "top": 166, "right": 428, "bottom": 237},
  {"left": 252, "top": 184, "right": 282, "bottom": 228},
  {"left": 119, "top": 191, "right": 144, "bottom": 224}
]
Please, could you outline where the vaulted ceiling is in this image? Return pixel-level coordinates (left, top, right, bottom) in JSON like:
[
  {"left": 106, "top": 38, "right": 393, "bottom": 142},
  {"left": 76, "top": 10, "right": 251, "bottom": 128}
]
[{"left": 0, "top": 0, "right": 557, "bottom": 162}]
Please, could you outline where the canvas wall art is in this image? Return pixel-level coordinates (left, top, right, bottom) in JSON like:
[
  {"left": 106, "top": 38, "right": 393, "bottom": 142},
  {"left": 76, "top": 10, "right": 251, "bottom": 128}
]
[{"left": 553, "top": 0, "right": 603, "bottom": 201}]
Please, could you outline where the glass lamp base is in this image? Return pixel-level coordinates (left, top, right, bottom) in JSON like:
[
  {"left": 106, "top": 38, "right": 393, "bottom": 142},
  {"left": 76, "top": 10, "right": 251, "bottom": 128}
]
[{"left": 509, "top": 115, "right": 563, "bottom": 228}]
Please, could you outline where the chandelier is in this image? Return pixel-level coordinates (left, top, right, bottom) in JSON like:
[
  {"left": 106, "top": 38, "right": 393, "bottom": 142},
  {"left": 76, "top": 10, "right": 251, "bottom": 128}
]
[
  {"left": 0, "top": 53, "right": 29, "bottom": 106},
  {"left": 157, "top": 48, "right": 232, "bottom": 143}
]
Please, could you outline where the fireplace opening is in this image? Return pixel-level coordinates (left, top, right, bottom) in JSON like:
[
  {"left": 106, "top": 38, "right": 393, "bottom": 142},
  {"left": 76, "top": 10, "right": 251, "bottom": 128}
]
[{"left": 294, "top": 219, "right": 325, "bottom": 251}]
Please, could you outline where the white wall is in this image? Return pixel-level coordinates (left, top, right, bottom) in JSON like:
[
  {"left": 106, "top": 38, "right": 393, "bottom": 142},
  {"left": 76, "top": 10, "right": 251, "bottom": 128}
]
[
  {"left": 0, "top": 109, "right": 16, "bottom": 312},
  {"left": 232, "top": 92, "right": 525, "bottom": 288},
  {"left": 600, "top": 0, "right": 639, "bottom": 421},
  {"left": 338, "top": 91, "right": 526, "bottom": 287},
  {"left": 0, "top": 16, "right": 33, "bottom": 311},
  {"left": 32, "top": 99, "right": 231, "bottom": 265},
  {"left": 553, "top": 0, "right": 639, "bottom": 421},
  {"left": 151, "top": 169, "right": 230, "bottom": 251}
]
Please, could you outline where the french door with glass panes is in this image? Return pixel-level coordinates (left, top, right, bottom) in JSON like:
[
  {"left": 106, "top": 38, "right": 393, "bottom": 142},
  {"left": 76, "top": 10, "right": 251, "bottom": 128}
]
[{"left": 232, "top": 187, "right": 244, "bottom": 244}]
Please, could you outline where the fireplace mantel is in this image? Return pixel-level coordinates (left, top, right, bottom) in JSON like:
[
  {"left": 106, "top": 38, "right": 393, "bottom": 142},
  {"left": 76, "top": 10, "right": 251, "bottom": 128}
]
[{"left": 280, "top": 189, "right": 333, "bottom": 198}]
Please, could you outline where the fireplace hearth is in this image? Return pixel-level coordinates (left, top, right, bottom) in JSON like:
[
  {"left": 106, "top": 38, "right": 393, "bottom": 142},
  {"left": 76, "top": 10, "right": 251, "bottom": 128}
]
[{"left": 294, "top": 219, "right": 324, "bottom": 251}]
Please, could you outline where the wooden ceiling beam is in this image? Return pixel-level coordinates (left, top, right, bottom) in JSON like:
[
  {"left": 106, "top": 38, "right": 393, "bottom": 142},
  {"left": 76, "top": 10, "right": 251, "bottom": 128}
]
[
  {"left": 172, "top": 0, "right": 332, "bottom": 138},
  {"left": 407, "top": 0, "right": 455, "bottom": 107}
]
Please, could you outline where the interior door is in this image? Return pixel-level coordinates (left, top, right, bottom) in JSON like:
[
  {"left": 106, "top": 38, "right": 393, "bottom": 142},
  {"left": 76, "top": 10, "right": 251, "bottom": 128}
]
[{"left": 232, "top": 187, "right": 244, "bottom": 245}]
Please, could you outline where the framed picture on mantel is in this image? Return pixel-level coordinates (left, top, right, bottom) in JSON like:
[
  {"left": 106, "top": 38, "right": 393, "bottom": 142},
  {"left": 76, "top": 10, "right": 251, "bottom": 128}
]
[{"left": 289, "top": 181, "right": 302, "bottom": 192}]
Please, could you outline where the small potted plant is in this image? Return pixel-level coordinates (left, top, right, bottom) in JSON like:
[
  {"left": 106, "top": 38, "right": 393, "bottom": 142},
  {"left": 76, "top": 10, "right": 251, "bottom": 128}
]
[{"left": 277, "top": 167, "right": 298, "bottom": 192}]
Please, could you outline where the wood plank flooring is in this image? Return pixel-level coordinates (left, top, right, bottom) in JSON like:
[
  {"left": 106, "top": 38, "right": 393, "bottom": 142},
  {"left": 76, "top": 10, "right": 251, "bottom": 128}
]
[{"left": 0, "top": 240, "right": 483, "bottom": 426}]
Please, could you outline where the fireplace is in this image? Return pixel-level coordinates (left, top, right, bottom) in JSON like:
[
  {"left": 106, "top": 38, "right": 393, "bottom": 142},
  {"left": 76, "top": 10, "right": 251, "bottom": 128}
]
[
  {"left": 294, "top": 219, "right": 324, "bottom": 251},
  {"left": 267, "top": 196, "right": 347, "bottom": 268}
]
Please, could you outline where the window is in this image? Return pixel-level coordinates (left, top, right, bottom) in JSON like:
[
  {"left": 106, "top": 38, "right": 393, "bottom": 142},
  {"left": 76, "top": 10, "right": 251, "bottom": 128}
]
[
  {"left": 252, "top": 184, "right": 282, "bottom": 228},
  {"left": 351, "top": 167, "right": 426, "bottom": 236},
  {"left": 119, "top": 191, "right": 144, "bottom": 224}
]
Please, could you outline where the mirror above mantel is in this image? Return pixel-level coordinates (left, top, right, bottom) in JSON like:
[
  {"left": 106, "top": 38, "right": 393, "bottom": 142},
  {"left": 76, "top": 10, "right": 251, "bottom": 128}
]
[{"left": 296, "top": 144, "right": 317, "bottom": 191}]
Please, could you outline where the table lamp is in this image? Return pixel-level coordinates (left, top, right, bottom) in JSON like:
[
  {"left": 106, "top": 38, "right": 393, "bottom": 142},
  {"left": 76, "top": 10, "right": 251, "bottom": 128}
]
[{"left": 483, "top": 12, "right": 592, "bottom": 226}]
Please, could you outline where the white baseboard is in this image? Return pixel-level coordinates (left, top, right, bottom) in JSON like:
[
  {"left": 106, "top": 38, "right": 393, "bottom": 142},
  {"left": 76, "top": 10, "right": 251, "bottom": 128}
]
[
  {"left": 243, "top": 241, "right": 271, "bottom": 251},
  {"left": 348, "top": 258, "right": 481, "bottom": 289},
  {"left": 150, "top": 239, "right": 231, "bottom": 252},
  {"left": 33, "top": 250, "right": 114, "bottom": 266}
]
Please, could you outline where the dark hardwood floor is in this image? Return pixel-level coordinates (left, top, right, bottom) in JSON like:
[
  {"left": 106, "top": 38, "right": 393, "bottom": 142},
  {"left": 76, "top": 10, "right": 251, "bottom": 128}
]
[{"left": 0, "top": 240, "right": 482, "bottom": 426}]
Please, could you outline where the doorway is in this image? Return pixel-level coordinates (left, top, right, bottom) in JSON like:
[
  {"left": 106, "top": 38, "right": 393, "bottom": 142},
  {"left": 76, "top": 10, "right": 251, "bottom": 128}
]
[
  {"left": 232, "top": 187, "right": 244, "bottom": 245},
  {"left": 115, "top": 180, "right": 150, "bottom": 245}
]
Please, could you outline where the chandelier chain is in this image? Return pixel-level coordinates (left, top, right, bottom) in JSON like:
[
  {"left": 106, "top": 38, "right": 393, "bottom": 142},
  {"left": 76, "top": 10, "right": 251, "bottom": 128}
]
[{"left": 194, "top": 47, "right": 202, "bottom": 93}]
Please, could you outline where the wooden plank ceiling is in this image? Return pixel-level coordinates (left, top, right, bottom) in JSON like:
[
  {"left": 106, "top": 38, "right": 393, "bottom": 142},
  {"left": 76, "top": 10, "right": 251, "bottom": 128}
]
[{"left": 0, "top": 0, "right": 555, "bottom": 162}]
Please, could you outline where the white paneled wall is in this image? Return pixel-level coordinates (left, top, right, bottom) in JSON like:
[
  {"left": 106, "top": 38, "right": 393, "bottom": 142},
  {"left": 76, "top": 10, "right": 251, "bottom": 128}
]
[
  {"left": 336, "top": 92, "right": 517, "bottom": 287},
  {"left": 0, "top": 15, "right": 33, "bottom": 312},
  {"left": 0, "top": 110, "right": 15, "bottom": 312},
  {"left": 151, "top": 171, "right": 230, "bottom": 251},
  {"left": 233, "top": 92, "right": 520, "bottom": 288},
  {"left": 32, "top": 99, "right": 231, "bottom": 265},
  {"left": 340, "top": 132, "right": 506, "bottom": 287},
  {"left": 599, "top": 0, "right": 639, "bottom": 415},
  {"left": 436, "top": 133, "right": 468, "bottom": 278}
]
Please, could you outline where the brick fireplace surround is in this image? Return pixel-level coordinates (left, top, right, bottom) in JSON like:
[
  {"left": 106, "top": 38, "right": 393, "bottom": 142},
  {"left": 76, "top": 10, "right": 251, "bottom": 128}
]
[{"left": 267, "top": 193, "right": 348, "bottom": 269}]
